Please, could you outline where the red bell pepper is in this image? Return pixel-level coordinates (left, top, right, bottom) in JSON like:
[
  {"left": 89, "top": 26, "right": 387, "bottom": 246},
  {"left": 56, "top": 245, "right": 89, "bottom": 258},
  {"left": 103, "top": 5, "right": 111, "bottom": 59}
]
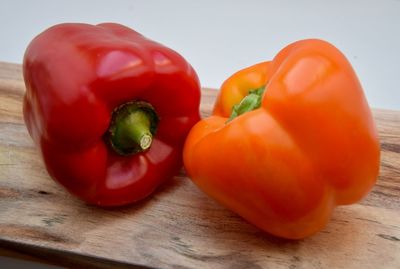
[{"left": 23, "top": 23, "right": 201, "bottom": 206}]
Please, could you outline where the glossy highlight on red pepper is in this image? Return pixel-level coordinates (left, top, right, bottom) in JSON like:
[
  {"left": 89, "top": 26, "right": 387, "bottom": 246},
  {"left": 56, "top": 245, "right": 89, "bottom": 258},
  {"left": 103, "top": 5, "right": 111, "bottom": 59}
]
[{"left": 23, "top": 23, "right": 201, "bottom": 206}]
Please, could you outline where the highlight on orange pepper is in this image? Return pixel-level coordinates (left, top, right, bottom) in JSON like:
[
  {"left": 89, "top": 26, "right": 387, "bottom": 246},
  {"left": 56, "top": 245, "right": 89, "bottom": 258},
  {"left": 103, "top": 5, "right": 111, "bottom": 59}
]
[{"left": 183, "top": 39, "right": 380, "bottom": 239}]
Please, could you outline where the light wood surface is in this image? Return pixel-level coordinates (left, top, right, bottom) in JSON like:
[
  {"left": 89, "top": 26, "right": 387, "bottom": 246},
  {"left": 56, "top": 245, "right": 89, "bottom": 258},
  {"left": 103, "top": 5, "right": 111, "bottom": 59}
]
[{"left": 0, "top": 61, "right": 399, "bottom": 269}]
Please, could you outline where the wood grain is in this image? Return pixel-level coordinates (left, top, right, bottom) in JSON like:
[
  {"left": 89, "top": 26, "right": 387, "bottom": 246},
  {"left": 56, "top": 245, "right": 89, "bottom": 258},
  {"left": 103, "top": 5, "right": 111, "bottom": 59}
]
[{"left": 0, "top": 61, "right": 399, "bottom": 269}]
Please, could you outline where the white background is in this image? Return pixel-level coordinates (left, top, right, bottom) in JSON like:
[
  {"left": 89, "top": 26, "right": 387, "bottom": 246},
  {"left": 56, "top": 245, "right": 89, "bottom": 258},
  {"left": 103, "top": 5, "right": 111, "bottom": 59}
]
[
  {"left": 0, "top": 0, "right": 399, "bottom": 268},
  {"left": 0, "top": 0, "right": 399, "bottom": 109}
]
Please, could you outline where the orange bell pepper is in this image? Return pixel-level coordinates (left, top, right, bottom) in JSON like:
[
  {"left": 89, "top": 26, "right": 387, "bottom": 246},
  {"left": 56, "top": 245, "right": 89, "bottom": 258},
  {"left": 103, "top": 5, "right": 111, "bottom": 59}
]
[{"left": 183, "top": 39, "right": 380, "bottom": 239}]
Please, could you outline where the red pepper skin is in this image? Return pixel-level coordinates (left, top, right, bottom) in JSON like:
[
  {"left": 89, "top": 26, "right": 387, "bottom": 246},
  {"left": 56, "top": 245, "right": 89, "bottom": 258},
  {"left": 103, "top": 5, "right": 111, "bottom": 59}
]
[{"left": 23, "top": 23, "right": 201, "bottom": 206}]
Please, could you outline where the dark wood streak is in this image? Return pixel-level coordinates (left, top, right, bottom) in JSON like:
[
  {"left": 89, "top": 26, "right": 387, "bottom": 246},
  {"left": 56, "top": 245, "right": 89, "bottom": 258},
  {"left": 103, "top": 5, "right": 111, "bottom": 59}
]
[
  {"left": 41, "top": 215, "right": 68, "bottom": 227},
  {"left": 377, "top": 234, "right": 400, "bottom": 242},
  {"left": 370, "top": 189, "right": 398, "bottom": 199},
  {"left": 355, "top": 217, "right": 382, "bottom": 224},
  {"left": 381, "top": 142, "right": 400, "bottom": 154},
  {"left": 289, "top": 256, "right": 301, "bottom": 269},
  {"left": 38, "top": 190, "right": 51, "bottom": 195}
]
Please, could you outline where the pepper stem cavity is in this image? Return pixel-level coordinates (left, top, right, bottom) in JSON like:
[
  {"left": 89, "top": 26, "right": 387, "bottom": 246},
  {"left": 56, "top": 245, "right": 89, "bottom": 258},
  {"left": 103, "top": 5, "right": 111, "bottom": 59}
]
[
  {"left": 107, "top": 101, "right": 159, "bottom": 156},
  {"left": 227, "top": 85, "right": 266, "bottom": 123}
]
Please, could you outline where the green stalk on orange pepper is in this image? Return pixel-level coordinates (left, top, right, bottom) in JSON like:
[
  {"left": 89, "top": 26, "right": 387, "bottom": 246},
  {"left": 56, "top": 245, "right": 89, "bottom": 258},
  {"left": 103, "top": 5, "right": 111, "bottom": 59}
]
[
  {"left": 183, "top": 39, "right": 380, "bottom": 239},
  {"left": 23, "top": 23, "right": 201, "bottom": 206}
]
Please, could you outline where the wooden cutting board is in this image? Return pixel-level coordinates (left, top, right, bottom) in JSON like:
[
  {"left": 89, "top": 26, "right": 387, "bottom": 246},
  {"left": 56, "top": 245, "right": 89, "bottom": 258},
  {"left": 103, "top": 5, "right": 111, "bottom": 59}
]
[{"left": 0, "top": 61, "right": 399, "bottom": 269}]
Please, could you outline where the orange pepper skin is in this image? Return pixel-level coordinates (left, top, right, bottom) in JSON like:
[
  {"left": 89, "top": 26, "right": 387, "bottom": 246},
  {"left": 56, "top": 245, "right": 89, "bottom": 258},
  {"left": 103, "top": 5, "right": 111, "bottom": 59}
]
[{"left": 183, "top": 39, "right": 380, "bottom": 239}]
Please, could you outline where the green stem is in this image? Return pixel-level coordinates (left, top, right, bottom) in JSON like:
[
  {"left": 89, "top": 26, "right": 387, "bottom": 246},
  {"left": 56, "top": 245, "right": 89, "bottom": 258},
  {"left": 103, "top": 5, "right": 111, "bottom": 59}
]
[
  {"left": 227, "top": 86, "right": 266, "bottom": 123},
  {"left": 107, "top": 101, "right": 159, "bottom": 155}
]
